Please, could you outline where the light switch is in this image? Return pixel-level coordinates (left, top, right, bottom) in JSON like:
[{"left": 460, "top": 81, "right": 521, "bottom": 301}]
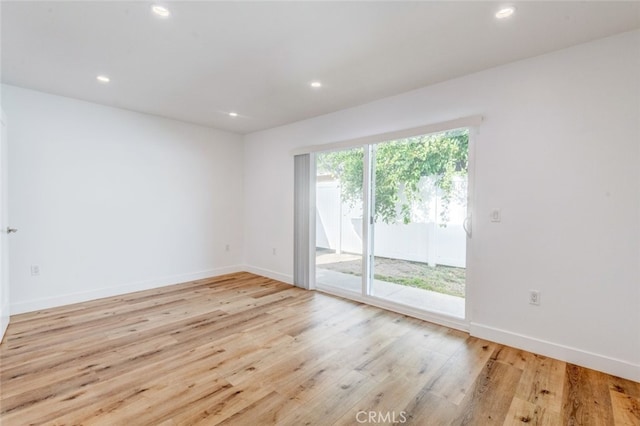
[{"left": 490, "top": 209, "right": 501, "bottom": 222}]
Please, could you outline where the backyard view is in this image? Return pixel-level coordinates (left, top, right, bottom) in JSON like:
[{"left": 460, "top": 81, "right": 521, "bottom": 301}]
[
  {"left": 315, "top": 129, "right": 469, "bottom": 316},
  {"left": 316, "top": 249, "right": 465, "bottom": 297}
]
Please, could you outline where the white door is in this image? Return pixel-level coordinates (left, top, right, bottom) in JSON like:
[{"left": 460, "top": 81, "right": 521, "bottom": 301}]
[{"left": 0, "top": 109, "right": 10, "bottom": 342}]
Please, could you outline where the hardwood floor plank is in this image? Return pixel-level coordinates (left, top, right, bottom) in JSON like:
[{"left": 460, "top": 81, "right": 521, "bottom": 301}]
[
  {"left": 333, "top": 372, "right": 442, "bottom": 425},
  {"left": 425, "top": 336, "right": 499, "bottom": 405},
  {"left": 610, "top": 388, "right": 640, "bottom": 425},
  {"left": 354, "top": 331, "right": 450, "bottom": 384},
  {"left": 453, "top": 354, "right": 523, "bottom": 425},
  {"left": 217, "top": 390, "right": 303, "bottom": 425},
  {"left": 1, "top": 272, "right": 636, "bottom": 425},
  {"left": 402, "top": 391, "right": 459, "bottom": 426},
  {"left": 503, "top": 396, "right": 562, "bottom": 426},
  {"left": 561, "top": 364, "right": 616, "bottom": 425},
  {"left": 609, "top": 374, "right": 640, "bottom": 400},
  {"left": 277, "top": 370, "right": 372, "bottom": 426},
  {"left": 516, "top": 354, "right": 566, "bottom": 413},
  {"left": 166, "top": 383, "right": 272, "bottom": 425}
]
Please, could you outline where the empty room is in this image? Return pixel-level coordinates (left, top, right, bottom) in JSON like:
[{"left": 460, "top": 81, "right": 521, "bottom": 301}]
[{"left": 0, "top": 1, "right": 639, "bottom": 425}]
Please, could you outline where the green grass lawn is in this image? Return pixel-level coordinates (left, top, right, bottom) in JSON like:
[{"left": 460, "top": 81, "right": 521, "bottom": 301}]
[{"left": 318, "top": 254, "right": 466, "bottom": 298}]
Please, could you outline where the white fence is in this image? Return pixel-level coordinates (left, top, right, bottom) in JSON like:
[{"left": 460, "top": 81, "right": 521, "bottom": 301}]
[{"left": 316, "top": 177, "right": 467, "bottom": 268}]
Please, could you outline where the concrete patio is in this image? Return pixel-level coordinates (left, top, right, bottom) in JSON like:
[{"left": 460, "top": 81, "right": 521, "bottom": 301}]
[{"left": 316, "top": 268, "right": 465, "bottom": 318}]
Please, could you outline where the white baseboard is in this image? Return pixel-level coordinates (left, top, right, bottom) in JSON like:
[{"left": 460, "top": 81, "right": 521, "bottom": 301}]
[
  {"left": 242, "top": 265, "right": 294, "bottom": 285},
  {"left": 10, "top": 265, "right": 244, "bottom": 315},
  {"left": 0, "top": 310, "right": 8, "bottom": 343},
  {"left": 470, "top": 322, "right": 640, "bottom": 383}
]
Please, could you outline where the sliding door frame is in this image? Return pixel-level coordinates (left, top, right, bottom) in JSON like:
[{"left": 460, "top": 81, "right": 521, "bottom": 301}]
[
  {"left": 362, "top": 145, "right": 374, "bottom": 297},
  {"left": 298, "top": 116, "right": 481, "bottom": 332},
  {"left": 464, "top": 126, "right": 478, "bottom": 324}
]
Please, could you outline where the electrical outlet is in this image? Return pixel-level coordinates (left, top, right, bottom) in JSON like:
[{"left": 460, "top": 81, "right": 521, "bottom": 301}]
[
  {"left": 225, "top": 244, "right": 230, "bottom": 252},
  {"left": 30, "top": 265, "right": 40, "bottom": 276},
  {"left": 272, "top": 248, "right": 277, "bottom": 255},
  {"left": 529, "top": 290, "right": 540, "bottom": 305},
  {"left": 490, "top": 208, "right": 501, "bottom": 222}
]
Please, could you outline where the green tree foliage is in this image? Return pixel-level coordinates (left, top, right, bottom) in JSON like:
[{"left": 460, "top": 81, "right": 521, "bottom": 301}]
[{"left": 317, "top": 129, "right": 468, "bottom": 224}]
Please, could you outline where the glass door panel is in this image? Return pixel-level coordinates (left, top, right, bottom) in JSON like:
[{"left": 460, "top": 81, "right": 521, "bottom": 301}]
[
  {"left": 315, "top": 147, "right": 364, "bottom": 294},
  {"left": 369, "top": 130, "right": 469, "bottom": 318}
]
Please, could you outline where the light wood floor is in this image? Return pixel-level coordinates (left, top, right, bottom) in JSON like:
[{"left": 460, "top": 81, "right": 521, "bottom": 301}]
[{"left": 0, "top": 273, "right": 638, "bottom": 425}]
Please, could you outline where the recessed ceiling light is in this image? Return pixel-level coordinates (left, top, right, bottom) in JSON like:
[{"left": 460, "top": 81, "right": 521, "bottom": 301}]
[
  {"left": 495, "top": 6, "right": 515, "bottom": 19},
  {"left": 96, "top": 75, "right": 110, "bottom": 83},
  {"left": 229, "top": 112, "right": 238, "bottom": 117},
  {"left": 151, "top": 5, "right": 170, "bottom": 18},
  {"left": 310, "top": 81, "right": 322, "bottom": 88}
]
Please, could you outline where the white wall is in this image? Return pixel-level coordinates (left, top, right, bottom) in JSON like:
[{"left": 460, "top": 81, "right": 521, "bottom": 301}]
[
  {"left": 244, "top": 31, "right": 640, "bottom": 381},
  {"left": 3, "top": 85, "right": 244, "bottom": 314}
]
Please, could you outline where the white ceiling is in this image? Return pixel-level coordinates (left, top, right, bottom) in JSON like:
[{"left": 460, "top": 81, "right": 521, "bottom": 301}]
[{"left": 2, "top": 1, "right": 639, "bottom": 134}]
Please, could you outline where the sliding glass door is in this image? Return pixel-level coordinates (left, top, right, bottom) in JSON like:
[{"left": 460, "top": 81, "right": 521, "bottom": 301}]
[{"left": 313, "top": 128, "right": 470, "bottom": 320}]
